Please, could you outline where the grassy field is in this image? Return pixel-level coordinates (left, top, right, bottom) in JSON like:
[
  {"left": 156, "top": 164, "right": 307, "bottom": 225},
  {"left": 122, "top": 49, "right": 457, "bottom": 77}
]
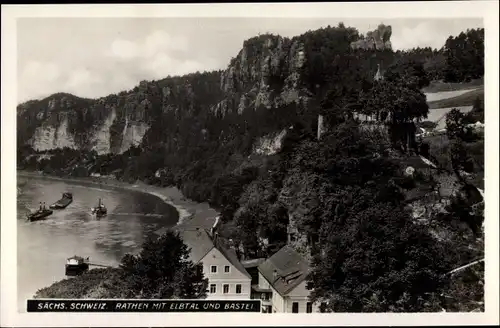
[
  {"left": 420, "top": 80, "right": 484, "bottom": 131},
  {"left": 425, "top": 88, "right": 479, "bottom": 103},
  {"left": 427, "top": 86, "right": 484, "bottom": 110},
  {"left": 422, "top": 78, "right": 484, "bottom": 93}
]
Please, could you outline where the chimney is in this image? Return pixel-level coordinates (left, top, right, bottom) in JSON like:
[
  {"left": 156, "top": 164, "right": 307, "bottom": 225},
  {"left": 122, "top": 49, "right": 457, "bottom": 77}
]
[{"left": 273, "top": 269, "right": 278, "bottom": 279}]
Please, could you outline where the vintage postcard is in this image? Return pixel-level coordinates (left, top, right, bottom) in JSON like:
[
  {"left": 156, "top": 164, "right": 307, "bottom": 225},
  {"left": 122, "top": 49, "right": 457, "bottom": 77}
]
[{"left": 1, "top": 2, "right": 499, "bottom": 327}]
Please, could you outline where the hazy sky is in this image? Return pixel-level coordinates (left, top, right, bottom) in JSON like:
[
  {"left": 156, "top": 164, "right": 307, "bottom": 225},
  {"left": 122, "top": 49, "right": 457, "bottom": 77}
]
[{"left": 17, "top": 17, "right": 483, "bottom": 102}]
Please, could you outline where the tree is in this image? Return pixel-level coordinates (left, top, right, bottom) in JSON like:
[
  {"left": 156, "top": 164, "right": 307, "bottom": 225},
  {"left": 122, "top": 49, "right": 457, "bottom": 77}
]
[
  {"left": 233, "top": 205, "right": 263, "bottom": 259},
  {"left": 443, "top": 28, "right": 484, "bottom": 82},
  {"left": 449, "top": 140, "right": 474, "bottom": 174},
  {"left": 320, "top": 84, "right": 363, "bottom": 127},
  {"left": 361, "top": 79, "right": 428, "bottom": 152},
  {"left": 446, "top": 192, "right": 483, "bottom": 237},
  {"left": 465, "top": 96, "right": 484, "bottom": 124},
  {"left": 384, "top": 59, "right": 430, "bottom": 89},
  {"left": 445, "top": 108, "right": 476, "bottom": 142},
  {"left": 307, "top": 200, "right": 450, "bottom": 312},
  {"left": 119, "top": 230, "right": 208, "bottom": 299}
]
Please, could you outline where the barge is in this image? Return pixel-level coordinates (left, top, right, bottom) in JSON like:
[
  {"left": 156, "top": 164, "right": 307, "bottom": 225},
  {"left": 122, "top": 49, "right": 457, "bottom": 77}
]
[{"left": 50, "top": 192, "right": 73, "bottom": 209}]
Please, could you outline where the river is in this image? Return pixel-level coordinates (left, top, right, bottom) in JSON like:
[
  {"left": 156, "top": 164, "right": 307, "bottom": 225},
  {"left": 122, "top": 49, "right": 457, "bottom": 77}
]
[{"left": 16, "top": 176, "right": 179, "bottom": 312}]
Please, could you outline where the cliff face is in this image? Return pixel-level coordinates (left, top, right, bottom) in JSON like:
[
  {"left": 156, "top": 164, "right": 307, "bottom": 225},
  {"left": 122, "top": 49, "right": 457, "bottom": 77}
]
[
  {"left": 213, "top": 34, "right": 309, "bottom": 117},
  {"left": 17, "top": 26, "right": 390, "bottom": 155},
  {"left": 17, "top": 92, "right": 151, "bottom": 154},
  {"left": 17, "top": 72, "right": 223, "bottom": 154}
]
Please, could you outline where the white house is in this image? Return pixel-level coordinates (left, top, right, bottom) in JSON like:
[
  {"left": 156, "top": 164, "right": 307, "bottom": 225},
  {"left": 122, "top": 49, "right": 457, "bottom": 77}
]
[
  {"left": 256, "top": 245, "right": 320, "bottom": 313},
  {"left": 178, "top": 228, "right": 252, "bottom": 300}
]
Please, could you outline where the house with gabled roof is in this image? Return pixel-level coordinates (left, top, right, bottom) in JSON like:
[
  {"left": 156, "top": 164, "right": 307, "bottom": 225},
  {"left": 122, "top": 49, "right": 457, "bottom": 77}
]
[
  {"left": 178, "top": 227, "right": 252, "bottom": 300},
  {"left": 256, "top": 245, "right": 320, "bottom": 313}
]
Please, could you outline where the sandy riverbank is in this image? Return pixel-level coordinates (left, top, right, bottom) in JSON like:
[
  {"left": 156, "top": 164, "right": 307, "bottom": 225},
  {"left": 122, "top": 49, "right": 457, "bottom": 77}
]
[{"left": 17, "top": 171, "right": 218, "bottom": 232}]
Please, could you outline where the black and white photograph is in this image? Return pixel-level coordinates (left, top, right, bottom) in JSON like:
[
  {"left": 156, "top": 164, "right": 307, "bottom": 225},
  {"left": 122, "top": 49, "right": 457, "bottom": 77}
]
[{"left": 1, "top": 2, "right": 499, "bottom": 327}]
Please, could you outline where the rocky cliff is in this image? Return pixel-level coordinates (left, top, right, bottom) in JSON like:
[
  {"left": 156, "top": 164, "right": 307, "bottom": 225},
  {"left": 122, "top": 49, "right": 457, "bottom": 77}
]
[
  {"left": 18, "top": 24, "right": 389, "bottom": 155},
  {"left": 17, "top": 72, "right": 223, "bottom": 154},
  {"left": 213, "top": 34, "right": 309, "bottom": 116}
]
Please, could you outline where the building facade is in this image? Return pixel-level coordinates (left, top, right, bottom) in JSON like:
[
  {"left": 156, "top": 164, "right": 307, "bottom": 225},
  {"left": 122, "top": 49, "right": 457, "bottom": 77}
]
[
  {"left": 178, "top": 228, "right": 252, "bottom": 300},
  {"left": 202, "top": 246, "right": 252, "bottom": 300}
]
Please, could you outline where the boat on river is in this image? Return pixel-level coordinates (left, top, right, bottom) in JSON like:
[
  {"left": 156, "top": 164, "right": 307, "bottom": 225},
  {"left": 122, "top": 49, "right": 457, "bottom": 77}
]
[
  {"left": 91, "top": 198, "right": 107, "bottom": 217},
  {"left": 26, "top": 203, "right": 53, "bottom": 222},
  {"left": 65, "top": 255, "right": 89, "bottom": 276},
  {"left": 49, "top": 192, "right": 73, "bottom": 209}
]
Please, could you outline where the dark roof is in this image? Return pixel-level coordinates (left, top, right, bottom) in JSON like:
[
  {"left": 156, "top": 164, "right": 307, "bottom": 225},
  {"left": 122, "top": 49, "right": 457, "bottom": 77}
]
[
  {"left": 177, "top": 229, "right": 215, "bottom": 263},
  {"left": 257, "top": 245, "right": 311, "bottom": 296},
  {"left": 177, "top": 228, "right": 251, "bottom": 279}
]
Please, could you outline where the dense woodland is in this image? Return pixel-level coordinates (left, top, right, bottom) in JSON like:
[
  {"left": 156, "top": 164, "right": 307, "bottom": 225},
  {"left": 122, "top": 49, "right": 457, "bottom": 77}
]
[{"left": 20, "top": 25, "right": 485, "bottom": 312}]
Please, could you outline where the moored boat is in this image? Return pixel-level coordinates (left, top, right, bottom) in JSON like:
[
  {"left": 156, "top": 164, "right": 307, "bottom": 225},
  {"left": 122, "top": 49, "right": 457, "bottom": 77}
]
[
  {"left": 49, "top": 192, "right": 73, "bottom": 209},
  {"left": 65, "top": 255, "right": 90, "bottom": 276},
  {"left": 91, "top": 198, "right": 107, "bottom": 217}
]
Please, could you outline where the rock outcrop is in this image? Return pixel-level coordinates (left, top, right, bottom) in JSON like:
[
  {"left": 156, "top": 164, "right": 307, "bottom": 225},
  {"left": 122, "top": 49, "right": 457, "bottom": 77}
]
[
  {"left": 350, "top": 24, "right": 392, "bottom": 51},
  {"left": 17, "top": 25, "right": 393, "bottom": 154},
  {"left": 213, "top": 34, "right": 309, "bottom": 117}
]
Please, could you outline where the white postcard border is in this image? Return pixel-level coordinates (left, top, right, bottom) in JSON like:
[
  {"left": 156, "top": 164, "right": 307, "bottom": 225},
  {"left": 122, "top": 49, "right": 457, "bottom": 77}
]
[{"left": 2, "top": 1, "right": 499, "bottom": 326}]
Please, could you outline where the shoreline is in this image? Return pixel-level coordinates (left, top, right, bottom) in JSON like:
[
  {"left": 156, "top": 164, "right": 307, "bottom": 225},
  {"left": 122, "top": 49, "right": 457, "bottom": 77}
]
[{"left": 17, "top": 170, "right": 218, "bottom": 232}]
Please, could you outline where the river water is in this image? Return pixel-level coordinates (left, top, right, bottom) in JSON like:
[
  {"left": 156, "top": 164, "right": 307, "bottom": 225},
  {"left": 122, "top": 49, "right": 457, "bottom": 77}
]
[{"left": 16, "top": 176, "right": 179, "bottom": 312}]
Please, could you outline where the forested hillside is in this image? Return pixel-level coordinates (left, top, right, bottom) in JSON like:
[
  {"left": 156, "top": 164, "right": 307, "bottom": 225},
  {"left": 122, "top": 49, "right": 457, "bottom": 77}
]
[{"left": 18, "top": 24, "right": 485, "bottom": 312}]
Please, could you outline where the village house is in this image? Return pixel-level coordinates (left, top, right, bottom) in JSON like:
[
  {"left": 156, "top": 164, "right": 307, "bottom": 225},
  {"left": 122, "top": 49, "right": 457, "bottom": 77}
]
[
  {"left": 178, "top": 227, "right": 252, "bottom": 300},
  {"left": 253, "top": 245, "right": 320, "bottom": 313}
]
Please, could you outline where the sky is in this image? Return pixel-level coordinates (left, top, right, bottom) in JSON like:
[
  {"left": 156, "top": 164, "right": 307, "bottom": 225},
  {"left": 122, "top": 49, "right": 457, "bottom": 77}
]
[{"left": 17, "top": 17, "right": 483, "bottom": 103}]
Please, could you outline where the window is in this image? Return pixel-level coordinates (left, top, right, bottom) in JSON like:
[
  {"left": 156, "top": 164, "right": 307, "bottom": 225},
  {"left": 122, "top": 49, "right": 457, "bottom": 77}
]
[
  {"left": 306, "top": 302, "right": 312, "bottom": 313},
  {"left": 210, "top": 284, "right": 216, "bottom": 293},
  {"left": 236, "top": 284, "right": 242, "bottom": 294},
  {"left": 210, "top": 265, "right": 217, "bottom": 273},
  {"left": 292, "top": 302, "right": 299, "bottom": 313},
  {"left": 224, "top": 265, "right": 230, "bottom": 273},
  {"left": 223, "top": 284, "right": 229, "bottom": 294}
]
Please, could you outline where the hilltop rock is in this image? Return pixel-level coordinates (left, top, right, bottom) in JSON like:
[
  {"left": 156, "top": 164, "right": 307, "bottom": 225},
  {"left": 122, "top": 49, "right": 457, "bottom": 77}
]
[{"left": 351, "top": 24, "right": 392, "bottom": 50}]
